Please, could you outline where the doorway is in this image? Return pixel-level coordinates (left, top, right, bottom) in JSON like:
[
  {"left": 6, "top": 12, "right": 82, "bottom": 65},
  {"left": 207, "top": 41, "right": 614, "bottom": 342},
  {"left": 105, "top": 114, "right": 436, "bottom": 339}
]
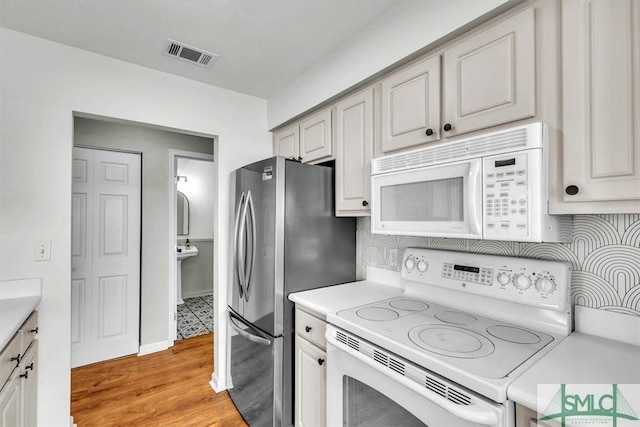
[
  {"left": 170, "top": 152, "right": 215, "bottom": 342},
  {"left": 72, "top": 116, "right": 216, "bottom": 366}
]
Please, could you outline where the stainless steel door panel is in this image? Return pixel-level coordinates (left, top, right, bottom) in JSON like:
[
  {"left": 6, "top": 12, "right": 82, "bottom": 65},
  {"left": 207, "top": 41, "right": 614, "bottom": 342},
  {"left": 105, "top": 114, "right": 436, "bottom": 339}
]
[
  {"left": 228, "top": 310, "right": 282, "bottom": 427},
  {"left": 240, "top": 157, "right": 284, "bottom": 337}
]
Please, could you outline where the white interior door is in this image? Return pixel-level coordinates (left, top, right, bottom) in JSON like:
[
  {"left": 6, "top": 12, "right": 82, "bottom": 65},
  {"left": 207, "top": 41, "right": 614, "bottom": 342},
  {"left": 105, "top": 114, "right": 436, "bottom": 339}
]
[{"left": 71, "top": 147, "right": 141, "bottom": 368}]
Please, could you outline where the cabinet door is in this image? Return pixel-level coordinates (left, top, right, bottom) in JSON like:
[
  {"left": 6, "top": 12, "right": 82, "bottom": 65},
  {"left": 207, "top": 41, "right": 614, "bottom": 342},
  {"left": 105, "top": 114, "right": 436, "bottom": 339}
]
[
  {"left": 273, "top": 125, "right": 300, "bottom": 160},
  {"left": 561, "top": 0, "right": 640, "bottom": 211},
  {"left": 295, "top": 335, "right": 326, "bottom": 427},
  {"left": 443, "top": 8, "right": 535, "bottom": 137},
  {"left": 381, "top": 55, "right": 441, "bottom": 153},
  {"left": 336, "top": 87, "right": 374, "bottom": 216},
  {"left": 20, "top": 342, "right": 37, "bottom": 427},
  {"left": 299, "top": 108, "right": 332, "bottom": 163},
  {"left": 0, "top": 370, "right": 21, "bottom": 427}
]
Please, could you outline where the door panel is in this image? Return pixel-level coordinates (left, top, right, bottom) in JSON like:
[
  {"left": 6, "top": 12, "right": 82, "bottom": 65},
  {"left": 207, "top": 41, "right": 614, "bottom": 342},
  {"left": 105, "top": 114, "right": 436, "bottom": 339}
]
[
  {"left": 239, "top": 158, "right": 279, "bottom": 336},
  {"left": 381, "top": 55, "right": 441, "bottom": 152},
  {"left": 71, "top": 147, "right": 141, "bottom": 368},
  {"left": 443, "top": 8, "right": 535, "bottom": 137},
  {"left": 228, "top": 312, "right": 278, "bottom": 427}
]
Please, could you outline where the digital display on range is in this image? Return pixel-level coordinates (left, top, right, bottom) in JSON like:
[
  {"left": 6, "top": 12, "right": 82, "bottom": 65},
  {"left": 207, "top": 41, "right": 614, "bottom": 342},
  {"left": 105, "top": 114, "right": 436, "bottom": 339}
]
[
  {"left": 495, "top": 158, "right": 516, "bottom": 167},
  {"left": 453, "top": 265, "right": 480, "bottom": 274}
]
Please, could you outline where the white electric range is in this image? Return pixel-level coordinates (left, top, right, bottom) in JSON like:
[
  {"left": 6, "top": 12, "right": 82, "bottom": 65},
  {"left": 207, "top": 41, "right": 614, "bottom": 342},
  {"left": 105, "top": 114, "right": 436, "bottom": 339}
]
[{"left": 325, "top": 248, "right": 572, "bottom": 427}]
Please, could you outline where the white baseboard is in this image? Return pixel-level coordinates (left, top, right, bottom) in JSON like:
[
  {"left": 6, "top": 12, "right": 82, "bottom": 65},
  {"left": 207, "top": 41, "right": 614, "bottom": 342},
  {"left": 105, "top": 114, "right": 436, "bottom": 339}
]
[
  {"left": 138, "top": 340, "right": 170, "bottom": 356},
  {"left": 70, "top": 415, "right": 77, "bottom": 427},
  {"left": 183, "top": 290, "right": 214, "bottom": 299},
  {"left": 210, "top": 371, "right": 225, "bottom": 393}
]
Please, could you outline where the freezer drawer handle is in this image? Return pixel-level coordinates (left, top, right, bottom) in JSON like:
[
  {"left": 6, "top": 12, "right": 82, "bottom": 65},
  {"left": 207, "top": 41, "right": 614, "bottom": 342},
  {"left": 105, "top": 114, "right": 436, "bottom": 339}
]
[{"left": 229, "top": 312, "right": 271, "bottom": 346}]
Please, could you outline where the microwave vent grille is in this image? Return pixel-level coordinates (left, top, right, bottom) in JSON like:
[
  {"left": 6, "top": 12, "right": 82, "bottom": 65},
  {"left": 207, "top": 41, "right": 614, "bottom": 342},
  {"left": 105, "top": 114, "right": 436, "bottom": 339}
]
[{"left": 373, "top": 126, "right": 534, "bottom": 175}]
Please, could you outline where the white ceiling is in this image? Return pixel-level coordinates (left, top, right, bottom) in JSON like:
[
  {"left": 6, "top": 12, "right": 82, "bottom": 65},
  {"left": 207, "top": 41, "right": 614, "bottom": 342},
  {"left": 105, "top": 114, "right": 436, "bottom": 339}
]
[{"left": 0, "top": 0, "right": 401, "bottom": 99}]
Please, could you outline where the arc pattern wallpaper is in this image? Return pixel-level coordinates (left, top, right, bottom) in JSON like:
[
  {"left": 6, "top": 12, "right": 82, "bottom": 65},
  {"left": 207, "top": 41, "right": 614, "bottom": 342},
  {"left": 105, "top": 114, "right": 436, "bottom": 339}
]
[{"left": 357, "top": 214, "right": 640, "bottom": 316}]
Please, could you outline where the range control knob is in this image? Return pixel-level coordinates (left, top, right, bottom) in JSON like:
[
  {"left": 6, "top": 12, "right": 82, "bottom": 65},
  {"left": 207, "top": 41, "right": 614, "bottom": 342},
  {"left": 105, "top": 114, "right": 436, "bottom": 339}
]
[
  {"left": 497, "top": 272, "right": 511, "bottom": 285},
  {"left": 535, "top": 277, "right": 556, "bottom": 293},
  {"left": 417, "top": 260, "right": 428, "bottom": 273},
  {"left": 404, "top": 257, "right": 415, "bottom": 272},
  {"left": 513, "top": 274, "right": 531, "bottom": 290}
]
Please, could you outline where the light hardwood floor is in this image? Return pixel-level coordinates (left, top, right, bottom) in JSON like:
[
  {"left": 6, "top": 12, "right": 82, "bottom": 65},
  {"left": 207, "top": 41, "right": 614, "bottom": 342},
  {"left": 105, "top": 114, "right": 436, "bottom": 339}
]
[{"left": 71, "top": 334, "right": 248, "bottom": 426}]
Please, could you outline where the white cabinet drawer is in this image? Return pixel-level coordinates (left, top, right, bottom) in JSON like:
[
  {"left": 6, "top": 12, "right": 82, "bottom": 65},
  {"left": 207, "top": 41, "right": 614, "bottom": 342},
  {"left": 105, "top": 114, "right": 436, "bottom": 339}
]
[
  {"left": 0, "top": 334, "right": 21, "bottom": 388},
  {"left": 19, "top": 311, "right": 38, "bottom": 354},
  {"left": 295, "top": 309, "right": 326, "bottom": 350}
]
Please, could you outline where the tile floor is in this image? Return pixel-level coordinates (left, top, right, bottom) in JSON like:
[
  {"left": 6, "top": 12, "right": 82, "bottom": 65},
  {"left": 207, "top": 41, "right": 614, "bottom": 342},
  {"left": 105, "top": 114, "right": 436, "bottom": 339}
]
[{"left": 177, "top": 295, "right": 214, "bottom": 340}]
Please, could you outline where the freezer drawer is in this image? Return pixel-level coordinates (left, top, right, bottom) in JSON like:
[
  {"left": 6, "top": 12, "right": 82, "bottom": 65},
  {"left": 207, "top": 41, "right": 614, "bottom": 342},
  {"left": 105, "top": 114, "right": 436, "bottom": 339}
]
[{"left": 227, "top": 309, "right": 283, "bottom": 427}]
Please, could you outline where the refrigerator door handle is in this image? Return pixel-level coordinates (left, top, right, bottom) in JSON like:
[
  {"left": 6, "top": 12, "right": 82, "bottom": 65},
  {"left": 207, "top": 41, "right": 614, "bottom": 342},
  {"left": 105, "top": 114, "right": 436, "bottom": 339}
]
[
  {"left": 244, "top": 190, "right": 257, "bottom": 301},
  {"left": 233, "top": 191, "right": 246, "bottom": 298},
  {"left": 229, "top": 311, "right": 271, "bottom": 346}
]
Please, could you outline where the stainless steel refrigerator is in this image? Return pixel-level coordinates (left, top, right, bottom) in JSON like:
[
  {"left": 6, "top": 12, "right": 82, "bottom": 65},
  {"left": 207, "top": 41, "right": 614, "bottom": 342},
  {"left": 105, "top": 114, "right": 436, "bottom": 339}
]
[{"left": 227, "top": 157, "right": 356, "bottom": 427}]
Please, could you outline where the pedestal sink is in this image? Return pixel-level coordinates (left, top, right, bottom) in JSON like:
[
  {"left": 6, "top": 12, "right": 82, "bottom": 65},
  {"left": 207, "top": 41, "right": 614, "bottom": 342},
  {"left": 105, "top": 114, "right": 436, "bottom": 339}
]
[{"left": 176, "top": 245, "right": 198, "bottom": 304}]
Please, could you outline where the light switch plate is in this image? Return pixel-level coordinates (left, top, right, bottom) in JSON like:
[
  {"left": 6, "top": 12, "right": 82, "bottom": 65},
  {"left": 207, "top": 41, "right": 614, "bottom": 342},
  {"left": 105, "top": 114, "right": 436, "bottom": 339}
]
[{"left": 34, "top": 241, "right": 51, "bottom": 261}]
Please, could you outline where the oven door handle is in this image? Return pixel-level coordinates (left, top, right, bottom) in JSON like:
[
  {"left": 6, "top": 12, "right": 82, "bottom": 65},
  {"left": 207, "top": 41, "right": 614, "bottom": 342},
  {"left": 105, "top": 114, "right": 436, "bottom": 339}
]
[{"left": 326, "top": 334, "right": 500, "bottom": 426}]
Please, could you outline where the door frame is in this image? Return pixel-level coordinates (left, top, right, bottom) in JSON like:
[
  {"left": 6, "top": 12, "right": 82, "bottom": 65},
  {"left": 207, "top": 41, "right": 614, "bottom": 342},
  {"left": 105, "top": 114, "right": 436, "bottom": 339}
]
[{"left": 168, "top": 149, "right": 215, "bottom": 345}]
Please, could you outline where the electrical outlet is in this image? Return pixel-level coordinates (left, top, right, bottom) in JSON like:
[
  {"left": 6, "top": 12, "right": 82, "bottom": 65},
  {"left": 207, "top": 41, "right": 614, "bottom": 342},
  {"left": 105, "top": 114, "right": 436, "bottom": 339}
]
[{"left": 34, "top": 241, "right": 51, "bottom": 261}]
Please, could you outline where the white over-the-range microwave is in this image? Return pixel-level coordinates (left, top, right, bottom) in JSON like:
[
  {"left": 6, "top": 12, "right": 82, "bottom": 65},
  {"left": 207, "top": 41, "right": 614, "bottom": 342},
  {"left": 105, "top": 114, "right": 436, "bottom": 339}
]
[{"left": 371, "top": 122, "right": 572, "bottom": 242}]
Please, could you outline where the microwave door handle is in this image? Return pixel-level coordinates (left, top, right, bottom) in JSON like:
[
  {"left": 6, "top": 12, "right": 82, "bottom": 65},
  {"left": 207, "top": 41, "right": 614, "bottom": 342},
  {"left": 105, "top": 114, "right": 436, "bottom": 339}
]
[
  {"left": 326, "top": 333, "right": 499, "bottom": 425},
  {"left": 467, "top": 161, "right": 482, "bottom": 236}
]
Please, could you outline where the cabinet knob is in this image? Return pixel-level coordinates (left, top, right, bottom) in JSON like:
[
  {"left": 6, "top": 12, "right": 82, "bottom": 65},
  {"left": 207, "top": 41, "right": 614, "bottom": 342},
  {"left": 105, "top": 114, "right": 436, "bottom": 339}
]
[
  {"left": 305, "top": 326, "right": 312, "bottom": 333},
  {"left": 318, "top": 358, "right": 325, "bottom": 366},
  {"left": 297, "top": 156, "right": 303, "bottom": 162},
  {"left": 10, "top": 354, "right": 20, "bottom": 366},
  {"left": 425, "top": 128, "right": 434, "bottom": 136},
  {"left": 565, "top": 185, "right": 579, "bottom": 195},
  {"left": 30, "top": 327, "right": 38, "bottom": 334},
  {"left": 362, "top": 200, "right": 369, "bottom": 207},
  {"left": 20, "top": 371, "right": 29, "bottom": 379},
  {"left": 443, "top": 123, "right": 452, "bottom": 132},
  {"left": 25, "top": 363, "right": 34, "bottom": 371}
]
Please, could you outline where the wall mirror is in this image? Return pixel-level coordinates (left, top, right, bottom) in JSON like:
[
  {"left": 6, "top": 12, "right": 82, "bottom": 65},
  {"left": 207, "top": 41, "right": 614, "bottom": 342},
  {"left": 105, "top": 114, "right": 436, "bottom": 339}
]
[{"left": 177, "top": 191, "right": 189, "bottom": 235}]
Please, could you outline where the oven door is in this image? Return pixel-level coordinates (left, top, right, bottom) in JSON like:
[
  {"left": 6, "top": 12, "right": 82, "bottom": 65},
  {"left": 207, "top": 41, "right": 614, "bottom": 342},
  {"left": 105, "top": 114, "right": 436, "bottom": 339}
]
[
  {"left": 371, "top": 159, "right": 482, "bottom": 238},
  {"left": 326, "top": 326, "right": 509, "bottom": 427}
]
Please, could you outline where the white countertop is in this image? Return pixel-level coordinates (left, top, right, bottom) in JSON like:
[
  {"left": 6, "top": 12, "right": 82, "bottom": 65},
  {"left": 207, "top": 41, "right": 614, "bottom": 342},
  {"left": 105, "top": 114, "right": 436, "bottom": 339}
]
[
  {"left": 508, "top": 332, "right": 640, "bottom": 410},
  {"left": 288, "top": 279, "right": 404, "bottom": 318},
  {"left": 0, "top": 278, "right": 41, "bottom": 350}
]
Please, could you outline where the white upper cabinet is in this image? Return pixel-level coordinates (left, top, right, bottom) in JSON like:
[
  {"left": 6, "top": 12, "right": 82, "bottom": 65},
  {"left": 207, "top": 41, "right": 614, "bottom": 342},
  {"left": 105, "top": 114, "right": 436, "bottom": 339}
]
[
  {"left": 560, "top": 0, "right": 640, "bottom": 213},
  {"left": 336, "top": 86, "right": 374, "bottom": 216},
  {"left": 443, "top": 8, "right": 535, "bottom": 137},
  {"left": 299, "top": 108, "right": 333, "bottom": 163},
  {"left": 380, "top": 56, "right": 441, "bottom": 153},
  {"left": 272, "top": 107, "right": 333, "bottom": 164},
  {"left": 273, "top": 125, "right": 299, "bottom": 160}
]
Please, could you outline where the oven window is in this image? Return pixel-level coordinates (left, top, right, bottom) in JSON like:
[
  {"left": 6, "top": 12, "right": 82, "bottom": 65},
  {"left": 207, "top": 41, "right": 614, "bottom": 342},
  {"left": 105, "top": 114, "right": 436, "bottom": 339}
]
[
  {"left": 343, "top": 376, "right": 426, "bottom": 427},
  {"left": 380, "top": 177, "right": 463, "bottom": 222}
]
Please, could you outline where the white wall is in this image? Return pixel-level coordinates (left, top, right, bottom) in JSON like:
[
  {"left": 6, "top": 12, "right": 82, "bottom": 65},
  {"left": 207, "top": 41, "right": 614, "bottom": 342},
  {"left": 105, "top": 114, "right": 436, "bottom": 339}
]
[
  {"left": 177, "top": 158, "right": 215, "bottom": 240},
  {"left": 0, "top": 27, "right": 271, "bottom": 425},
  {"left": 267, "top": 0, "right": 510, "bottom": 128}
]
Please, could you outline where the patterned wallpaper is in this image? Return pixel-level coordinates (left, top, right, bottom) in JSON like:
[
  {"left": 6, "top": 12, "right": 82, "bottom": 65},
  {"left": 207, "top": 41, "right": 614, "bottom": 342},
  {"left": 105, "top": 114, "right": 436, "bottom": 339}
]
[{"left": 357, "top": 215, "right": 640, "bottom": 316}]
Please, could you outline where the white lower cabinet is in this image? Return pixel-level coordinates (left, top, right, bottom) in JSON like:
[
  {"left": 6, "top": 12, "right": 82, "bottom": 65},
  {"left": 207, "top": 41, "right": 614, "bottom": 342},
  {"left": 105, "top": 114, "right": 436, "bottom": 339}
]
[
  {"left": 0, "top": 312, "right": 38, "bottom": 427},
  {"left": 294, "top": 308, "right": 327, "bottom": 427},
  {"left": 0, "top": 371, "right": 21, "bottom": 427}
]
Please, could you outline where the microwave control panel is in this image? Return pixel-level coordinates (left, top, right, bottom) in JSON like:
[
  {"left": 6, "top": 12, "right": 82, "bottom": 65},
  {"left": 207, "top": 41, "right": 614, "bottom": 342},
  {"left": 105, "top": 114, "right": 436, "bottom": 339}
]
[{"left": 483, "top": 150, "right": 541, "bottom": 240}]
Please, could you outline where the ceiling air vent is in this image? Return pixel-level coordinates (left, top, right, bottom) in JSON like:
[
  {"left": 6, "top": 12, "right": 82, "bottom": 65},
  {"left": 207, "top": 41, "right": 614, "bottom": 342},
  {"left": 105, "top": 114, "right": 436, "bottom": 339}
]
[{"left": 163, "top": 38, "right": 218, "bottom": 68}]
